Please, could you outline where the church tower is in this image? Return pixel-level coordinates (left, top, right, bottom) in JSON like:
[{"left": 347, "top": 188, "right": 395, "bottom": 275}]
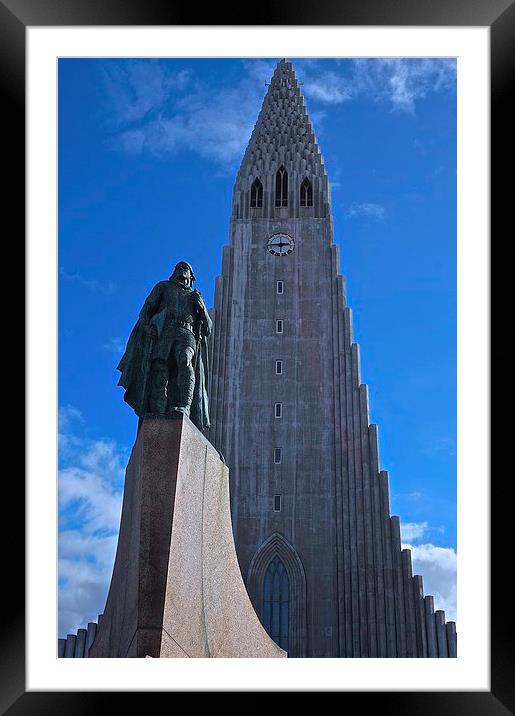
[{"left": 206, "top": 59, "right": 456, "bottom": 658}]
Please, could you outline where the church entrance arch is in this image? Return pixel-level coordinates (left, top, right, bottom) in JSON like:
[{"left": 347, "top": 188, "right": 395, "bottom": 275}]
[{"left": 247, "top": 533, "right": 307, "bottom": 657}]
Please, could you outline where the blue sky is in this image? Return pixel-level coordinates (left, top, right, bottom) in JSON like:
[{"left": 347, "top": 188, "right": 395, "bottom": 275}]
[{"left": 58, "top": 57, "right": 457, "bottom": 637}]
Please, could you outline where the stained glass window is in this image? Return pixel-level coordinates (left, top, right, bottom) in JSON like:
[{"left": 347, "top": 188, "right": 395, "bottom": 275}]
[
  {"left": 263, "top": 556, "right": 289, "bottom": 650},
  {"left": 250, "top": 177, "right": 263, "bottom": 208},
  {"left": 300, "top": 177, "right": 313, "bottom": 207}
]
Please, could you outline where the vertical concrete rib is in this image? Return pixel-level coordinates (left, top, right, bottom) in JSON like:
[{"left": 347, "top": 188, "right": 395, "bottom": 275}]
[
  {"left": 341, "top": 332, "right": 353, "bottom": 656},
  {"left": 401, "top": 549, "right": 417, "bottom": 657},
  {"left": 435, "top": 611, "right": 449, "bottom": 657},
  {"left": 85, "top": 622, "right": 97, "bottom": 657},
  {"left": 351, "top": 341, "right": 367, "bottom": 655},
  {"left": 219, "top": 246, "right": 234, "bottom": 459},
  {"left": 74, "top": 628, "right": 87, "bottom": 657},
  {"left": 333, "top": 268, "right": 347, "bottom": 656},
  {"left": 212, "top": 275, "right": 226, "bottom": 447},
  {"left": 412, "top": 575, "right": 428, "bottom": 657},
  {"left": 390, "top": 516, "right": 407, "bottom": 656},
  {"left": 344, "top": 309, "right": 359, "bottom": 656},
  {"left": 446, "top": 622, "right": 457, "bottom": 657},
  {"left": 214, "top": 256, "right": 227, "bottom": 450},
  {"left": 380, "top": 471, "right": 396, "bottom": 656},
  {"left": 207, "top": 276, "right": 223, "bottom": 443},
  {"left": 217, "top": 247, "right": 232, "bottom": 455},
  {"left": 370, "top": 425, "right": 386, "bottom": 657},
  {"left": 359, "top": 384, "right": 377, "bottom": 656},
  {"left": 58, "top": 638, "right": 66, "bottom": 658},
  {"left": 424, "top": 596, "right": 438, "bottom": 657},
  {"left": 64, "top": 634, "right": 76, "bottom": 658}
]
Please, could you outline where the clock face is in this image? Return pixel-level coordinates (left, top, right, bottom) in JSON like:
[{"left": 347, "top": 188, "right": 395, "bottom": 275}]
[{"left": 267, "top": 233, "right": 295, "bottom": 256}]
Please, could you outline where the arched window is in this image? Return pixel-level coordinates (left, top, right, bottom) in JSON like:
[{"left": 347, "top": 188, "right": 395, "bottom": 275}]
[
  {"left": 263, "top": 556, "right": 289, "bottom": 651},
  {"left": 247, "top": 533, "right": 307, "bottom": 656},
  {"left": 250, "top": 177, "right": 263, "bottom": 208},
  {"left": 275, "top": 165, "right": 288, "bottom": 207},
  {"left": 300, "top": 177, "right": 313, "bottom": 207}
]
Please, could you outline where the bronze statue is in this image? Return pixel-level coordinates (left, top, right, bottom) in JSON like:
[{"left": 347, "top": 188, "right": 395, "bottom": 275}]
[{"left": 117, "top": 261, "right": 212, "bottom": 431}]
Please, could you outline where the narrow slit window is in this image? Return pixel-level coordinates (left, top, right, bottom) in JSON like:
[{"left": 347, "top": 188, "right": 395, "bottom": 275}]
[
  {"left": 274, "top": 448, "right": 282, "bottom": 464},
  {"left": 250, "top": 177, "right": 263, "bottom": 208},
  {"left": 276, "top": 319, "right": 283, "bottom": 334},
  {"left": 277, "top": 280, "right": 284, "bottom": 294},
  {"left": 300, "top": 177, "right": 313, "bottom": 207},
  {"left": 275, "top": 360, "right": 283, "bottom": 375},
  {"left": 274, "top": 495, "right": 282, "bottom": 511},
  {"left": 263, "top": 556, "right": 289, "bottom": 651},
  {"left": 275, "top": 402, "right": 282, "bottom": 418},
  {"left": 275, "top": 165, "right": 288, "bottom": 207}
]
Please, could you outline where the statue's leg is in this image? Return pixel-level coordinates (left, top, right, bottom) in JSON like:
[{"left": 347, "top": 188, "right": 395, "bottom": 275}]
[
  {"left": 148, "top": 358, "right": 168, "bottom": 414},
  {"left": 173, "top": 344, "right": 195, "bottom": 416}
]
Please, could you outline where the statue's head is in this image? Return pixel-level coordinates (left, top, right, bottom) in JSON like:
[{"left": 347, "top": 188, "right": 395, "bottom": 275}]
[{"left": 171, "top": 261, "right": 195, "bottom": 288}]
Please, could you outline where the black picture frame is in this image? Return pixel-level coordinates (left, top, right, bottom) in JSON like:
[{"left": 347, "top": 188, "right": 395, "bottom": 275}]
[{"left": 4, "top": 0, "right": 509, "bottom": 710}]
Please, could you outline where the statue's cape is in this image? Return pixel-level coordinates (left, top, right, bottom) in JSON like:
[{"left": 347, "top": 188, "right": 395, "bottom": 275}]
[
  {"left": 190, "top": 334, "right": 210, "bottom": 431},
  {"left": 116, "top": 319, "right": 154, "bottom": 417}
]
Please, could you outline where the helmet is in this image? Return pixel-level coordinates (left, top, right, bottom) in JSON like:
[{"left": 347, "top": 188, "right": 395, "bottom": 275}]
[{"left": 171, "top": 261, "right": 196, "bottom": 283}]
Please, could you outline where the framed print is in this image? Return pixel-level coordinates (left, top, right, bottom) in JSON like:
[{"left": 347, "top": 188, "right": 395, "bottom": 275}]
[{"left": 4, "top": 0, "right": 511, "bottom": 710}]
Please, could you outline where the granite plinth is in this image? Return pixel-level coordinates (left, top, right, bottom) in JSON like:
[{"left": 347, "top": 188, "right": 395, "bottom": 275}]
[{"left": 89, "top": 414, "right": 285, "bottom": 658}]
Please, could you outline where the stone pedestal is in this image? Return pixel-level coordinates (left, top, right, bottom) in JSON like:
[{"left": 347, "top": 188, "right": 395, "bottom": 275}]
[{"left": 89, "top": 415, "right": 286, "bottom": 658}]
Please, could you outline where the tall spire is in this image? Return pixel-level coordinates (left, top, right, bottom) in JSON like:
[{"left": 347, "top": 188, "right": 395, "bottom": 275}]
[
  {"left": 234, "top": 59, "right": 330, "bottom": 220},
  {"left": 238, "top": 59, "right": 325, "bottom": 182}
]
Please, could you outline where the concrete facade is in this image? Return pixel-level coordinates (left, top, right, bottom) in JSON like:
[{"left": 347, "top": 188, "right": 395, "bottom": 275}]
[{"left": 206, "top": 60, "right": 456, "bottom": 657}]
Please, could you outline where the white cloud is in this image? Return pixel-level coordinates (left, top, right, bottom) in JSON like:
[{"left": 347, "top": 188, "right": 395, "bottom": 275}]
[
  {"left": 103, "top": 337, "right": 125, "bottom": 355},
  {"left": 60, "top": 267, "right": 117, "bottom": 295},
  {"left": 401, "top": 521, "right": 429, "bottom": 543},
  {"left": 58, "top": 404, "right": 83, "bottom": 431},
  {"left": 58, "top": 405, "right": 85, "bottom": 456},
  {"left": 241, "top": 57, "right": 277, "bottom": 86},
  {"left": 102, "top": 59, "right": 268, "bottom": 168},
  {"left": 302, "top": 71, "right": 353, "bottom": 104},
  {"left": 58, "top": 541, "right": 120, "bottom": 640},
  {"left": 346, "top": 202, "right": 386, "bottom": 220},
  {"left": 300, "top": 58, "right": 455, "bottom": 112},
  {"left": 58, "top": 407, "right": 127, "bottom": 636},
  {"left": 101, "top": 60, "right": 192, "bottom": 125},
  {"left": 119, "top": 91, "right": 257, "bottom": 166},
  {"left": 352, "top": 58, "right": 456, "bottom": 113},
  {"left": 403, "top": 542, "right": 457, "bottom": 623}
]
